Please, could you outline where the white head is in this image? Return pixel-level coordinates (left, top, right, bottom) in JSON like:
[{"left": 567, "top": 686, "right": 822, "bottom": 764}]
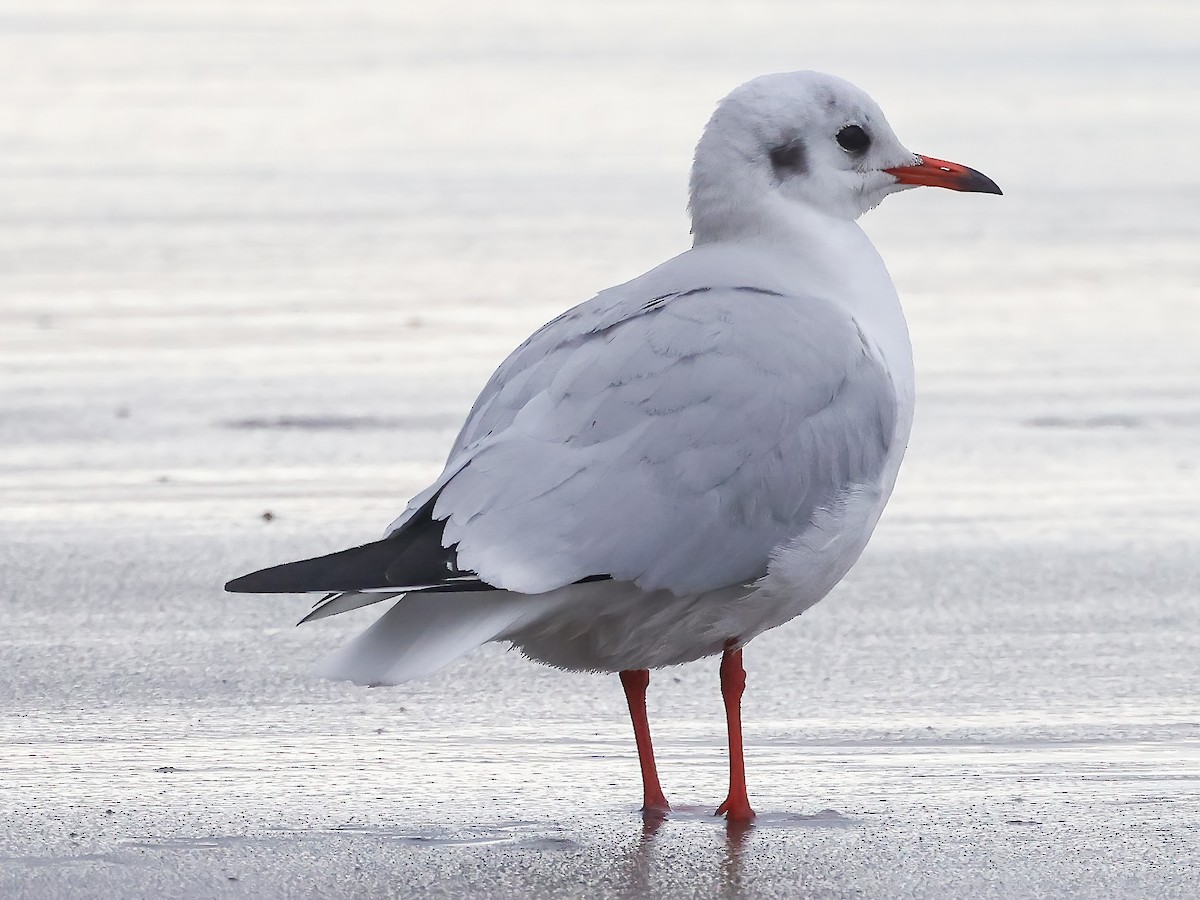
[{"left": 688, "top": 71, "right": 1000, "bottom": 243}]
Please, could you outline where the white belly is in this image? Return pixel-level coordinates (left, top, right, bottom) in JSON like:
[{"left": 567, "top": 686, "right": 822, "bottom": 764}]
[{"left": 502, "top": 482, "right": 890, "bottom": 671}]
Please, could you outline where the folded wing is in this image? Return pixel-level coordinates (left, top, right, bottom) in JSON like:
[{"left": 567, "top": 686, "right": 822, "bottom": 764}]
[
  {"left": 226, "top": 263, "right": 898, "bottom": 610},
  {"left": 432, "top": 282, "right": 897, "bottom": 595}
]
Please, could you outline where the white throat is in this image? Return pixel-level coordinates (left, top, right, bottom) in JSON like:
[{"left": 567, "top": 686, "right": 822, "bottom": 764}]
[{"left": 694, "top": 196, "right": 914, "bottom": 405}]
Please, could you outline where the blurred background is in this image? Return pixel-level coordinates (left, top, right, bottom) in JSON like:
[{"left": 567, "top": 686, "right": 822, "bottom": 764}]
[
  {"left": 1, "top": 1, "right": 1198, "bottom": 897},
  {"left": 1, "top": 0, "right": 1197, "bottom": 546}
]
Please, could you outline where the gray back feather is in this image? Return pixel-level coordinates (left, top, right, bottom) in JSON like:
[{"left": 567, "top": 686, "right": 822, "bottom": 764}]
[{"left": 422, "top": 262, "right": 898, "bottom": 596}]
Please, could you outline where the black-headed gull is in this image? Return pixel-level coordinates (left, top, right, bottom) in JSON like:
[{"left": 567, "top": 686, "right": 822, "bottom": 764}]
[{"left": 227, "top": 70, "right": 1000, "bottom": 823}]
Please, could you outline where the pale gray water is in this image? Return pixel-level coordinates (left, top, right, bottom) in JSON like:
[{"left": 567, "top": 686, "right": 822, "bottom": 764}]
[{"left": 2, "top": 1, "right": 1199, "bottom": 897}]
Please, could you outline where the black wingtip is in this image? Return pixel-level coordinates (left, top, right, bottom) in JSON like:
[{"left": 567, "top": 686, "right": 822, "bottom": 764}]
[
  {"left": 224, "top": 491, "right": 616, "bottom": 596},
  {"left": 222, "top": 540, "right": 408, "bottom": 594},
  {"left": 225, "top": 572, "right": 269, "bottom": 593},
  {"left": 224, "top": 566, "right": 294, "bottom": 593},
  {"left": 222, "top": 496, "right": 478, "bottom": 594}
]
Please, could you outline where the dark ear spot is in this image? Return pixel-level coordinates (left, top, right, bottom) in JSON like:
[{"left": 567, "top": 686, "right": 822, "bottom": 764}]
[{"left": 769, "top": 139, "right": 807, "bottom": 179}]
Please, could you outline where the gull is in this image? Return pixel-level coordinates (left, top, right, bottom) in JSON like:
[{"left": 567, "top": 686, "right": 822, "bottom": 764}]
[{"left": 226, "top": 70, "right": 1000, "bottom": 823}]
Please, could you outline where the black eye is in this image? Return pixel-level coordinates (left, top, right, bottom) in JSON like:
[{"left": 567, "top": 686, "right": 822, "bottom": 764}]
[{"left": 836, "top": 124, "right": 870, "bottom": 153}]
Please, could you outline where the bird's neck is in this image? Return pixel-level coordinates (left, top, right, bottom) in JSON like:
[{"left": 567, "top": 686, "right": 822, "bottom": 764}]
[
  {"left": 691, "top": 190, "right": 916, "bottom": 415},
  {"left": 693, "top": 190, "right": 899, "bottom": 323}
]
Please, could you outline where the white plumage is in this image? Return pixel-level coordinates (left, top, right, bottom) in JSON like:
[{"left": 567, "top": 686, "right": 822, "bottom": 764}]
[
  {"left": 227, "top": 69, "right": 1000, "bottom": 820},
  {"left": 328, "top": 257, "right": 906, "bottom": 678}
]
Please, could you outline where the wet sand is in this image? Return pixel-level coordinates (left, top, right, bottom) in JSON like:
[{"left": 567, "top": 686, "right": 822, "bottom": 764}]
[{"left": 2, "top": 1, "right": 1199, "bottom": 897}]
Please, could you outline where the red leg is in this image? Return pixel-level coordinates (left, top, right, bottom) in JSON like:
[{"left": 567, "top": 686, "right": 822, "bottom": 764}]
[
  {"left": 619, "top": 669, "right": 670, "bottom": 815},
  {"left": 715, "top": 641, "right": 756, "bottom": 822}
]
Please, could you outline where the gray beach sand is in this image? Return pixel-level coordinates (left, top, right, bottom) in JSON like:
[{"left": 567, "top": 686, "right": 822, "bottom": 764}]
[{"left": 2, "top": 2, "right": 1198, "bottom": 897}]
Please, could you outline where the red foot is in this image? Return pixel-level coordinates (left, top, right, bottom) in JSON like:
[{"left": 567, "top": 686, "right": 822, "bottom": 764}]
[
  {"left": 641, "top": 783, "right": 670, "bottom": 817},
  {"left": 715, "top": 795, "right": 756, "bottom": 822},
  {"left": 642, "top": 801, "right": 671, "bottom": 821},
  {"left": 642, "top": 794, "right": 671, "bottom": 816}
]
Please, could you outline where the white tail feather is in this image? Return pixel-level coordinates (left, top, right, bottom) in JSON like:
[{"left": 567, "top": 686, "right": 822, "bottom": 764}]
[{"left": 314, "top": 591, "right": 553, "bottom": 685}]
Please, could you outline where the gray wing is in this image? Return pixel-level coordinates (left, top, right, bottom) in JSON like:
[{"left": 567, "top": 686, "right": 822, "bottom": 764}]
[{"left": 413, "top": 280, "right": 898, "bottom": 596}]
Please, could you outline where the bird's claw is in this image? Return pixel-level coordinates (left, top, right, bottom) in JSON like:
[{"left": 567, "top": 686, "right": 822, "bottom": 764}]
[{"left": 715, "top": 797, "right": 756, "bottom": 822}]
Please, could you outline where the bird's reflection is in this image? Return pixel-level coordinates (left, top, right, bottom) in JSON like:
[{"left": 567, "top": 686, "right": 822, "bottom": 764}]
[
  {"left": 621, "top": 808, "right": 754, "bottom": 899},
  {"left": 640, "top": 808, "right": 668, "bottom": 842},
  {"left": 723, "top": 815, "right": 754, "bottom": 852}
]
